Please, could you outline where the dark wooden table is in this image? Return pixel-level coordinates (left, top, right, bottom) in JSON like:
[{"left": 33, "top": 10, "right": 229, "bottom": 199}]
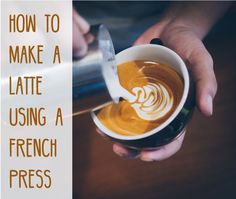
[{"left": 73, "top": 9, "right": 236, "bottom": 199}]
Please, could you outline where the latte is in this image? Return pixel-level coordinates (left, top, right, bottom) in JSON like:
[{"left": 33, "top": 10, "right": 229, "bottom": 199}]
[{"left": 97, "top": 60, "right": 184, "bottom": 136}]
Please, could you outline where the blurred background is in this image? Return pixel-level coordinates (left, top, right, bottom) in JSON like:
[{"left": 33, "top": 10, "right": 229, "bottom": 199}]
[{"left": 73, "top": 2, "right": 236, "bottom": 199}]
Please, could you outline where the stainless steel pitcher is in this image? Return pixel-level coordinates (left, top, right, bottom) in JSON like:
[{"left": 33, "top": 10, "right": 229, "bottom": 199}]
[{"left": 73, "top": 24, "right": 121, "bottom": 115}]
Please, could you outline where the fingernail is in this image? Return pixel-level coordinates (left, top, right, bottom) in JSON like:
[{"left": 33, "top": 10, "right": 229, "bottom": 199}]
[
  {"left": 206, "top": 95, "right": 213, "bottom": 115},
  {"left": 85, "top": 33, "right": 95, "bottom": 44},
  {"left": 113, "top": 145, "right": 127, "bottom": 157},
  {"left": 140, "top": 154, "right": 155, "bottom": 162},
  {"left": 113, "top": 145, "right": 140, "bottom": 159},
  {"left": 140, "top": 156, "right": 154, "bottom": 162}
]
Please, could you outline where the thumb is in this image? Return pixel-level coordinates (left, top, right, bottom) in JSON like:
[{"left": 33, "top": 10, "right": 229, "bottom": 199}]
[
  {"left": 133, "top": 24, "right": 163, "bottom": 46},
  {"left": 73, "top": 9, "right": 90, "bottom": 34},
  {"left": 188, "top": 43, "right": 217, "bottom": 116}
]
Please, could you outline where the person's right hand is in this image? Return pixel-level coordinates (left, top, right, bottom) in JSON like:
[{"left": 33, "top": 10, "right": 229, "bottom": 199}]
[
  {"left": 112, "top": 18, "right": 218, "bottom": 162},
  {"left": 134, "top": 23, "right": 218, "bottom": 116},
  {"left": 73, "top": 8, "right": 90, "bottom": 58}
]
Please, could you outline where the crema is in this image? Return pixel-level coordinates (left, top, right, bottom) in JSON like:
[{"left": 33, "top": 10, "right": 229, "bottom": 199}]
[{"left": 97, "top": 60, "right": 184, "bottom": 136}]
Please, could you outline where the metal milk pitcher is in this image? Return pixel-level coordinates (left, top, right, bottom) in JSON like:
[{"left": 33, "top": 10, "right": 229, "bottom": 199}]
[{"left": 73, "top": 24, "right": 121, "bottom": 115}]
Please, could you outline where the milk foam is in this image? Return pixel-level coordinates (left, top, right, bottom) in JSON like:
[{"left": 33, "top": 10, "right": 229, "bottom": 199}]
[
  {"left": 97, "top": 60, "right": 184, "bottom": 136},
  {"left": 119, "top": 82, "right": 174, "bottom": 121}
]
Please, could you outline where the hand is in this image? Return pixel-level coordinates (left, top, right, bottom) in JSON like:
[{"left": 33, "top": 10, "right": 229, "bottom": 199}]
[
  {"left": 112, "top": 21, "right": 217, "bottom": 161},
  {"left": 73, "top": 8, "right": 90, "bottom": 58},
  {"left": 135, "top": 23, "right": 217, "bottom": 116},
  {"left": 114, "top": 130, "right": 186, "bottom": 161}
]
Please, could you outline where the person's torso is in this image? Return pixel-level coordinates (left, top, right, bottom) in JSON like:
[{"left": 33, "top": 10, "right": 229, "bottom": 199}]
[{"left": 74, "top": 2, "right": 169, "bottom": 51}]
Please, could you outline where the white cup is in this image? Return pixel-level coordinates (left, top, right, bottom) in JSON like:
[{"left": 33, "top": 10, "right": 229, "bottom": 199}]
[{"left": 91, "top": 44, "right": 194, "bottom": 149}]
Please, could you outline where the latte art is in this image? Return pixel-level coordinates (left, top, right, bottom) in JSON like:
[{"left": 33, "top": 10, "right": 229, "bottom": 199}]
[
  {"left": 97, "top": 60, "right": 184, "bottom": 136},
  {"left": 130, "top": 81, "right": 174, "bottom": 121}
]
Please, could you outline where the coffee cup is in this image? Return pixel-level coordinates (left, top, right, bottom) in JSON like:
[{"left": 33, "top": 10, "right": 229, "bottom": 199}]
[{"left": 91, "top": 44, "right": 194, "bottom": 149}]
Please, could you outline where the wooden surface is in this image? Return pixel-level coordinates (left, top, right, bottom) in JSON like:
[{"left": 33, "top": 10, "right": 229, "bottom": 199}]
[{"left": 73, "top": 10, "right": 236, "bottom": 199}]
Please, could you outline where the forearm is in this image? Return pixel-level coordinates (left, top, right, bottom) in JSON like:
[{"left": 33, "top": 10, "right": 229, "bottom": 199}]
[{"left": 160, "top": 2, "right": 232, "bottom": 39}]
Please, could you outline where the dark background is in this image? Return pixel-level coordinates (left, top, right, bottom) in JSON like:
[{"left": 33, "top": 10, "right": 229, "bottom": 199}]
[{"left": 73, "top": 3, "right": 236, "bottom": 199}]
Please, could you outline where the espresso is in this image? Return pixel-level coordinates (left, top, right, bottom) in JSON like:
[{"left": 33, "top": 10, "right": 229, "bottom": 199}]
[{"left": 97, "top": 60, "right": 184, "bottom": 136}]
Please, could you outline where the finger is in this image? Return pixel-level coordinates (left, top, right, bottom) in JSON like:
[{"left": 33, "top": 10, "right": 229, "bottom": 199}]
[
  {"left": 134, "top": 30, "right": 153, "bottom": 46},
  {"left": 73, "top": 9, "right": 90, "bottom": 34},
  {"left": 133, "top": 23, "right": 165, "bottom": 46},
  {"left": 140, "top": 131, "right": 186, "bottom": 162},
  {"left": 134, "top": 26, "right": 159, "bottom": 45},
  {"left": 96, "top": 128, "right": 107, "bottom": 138},
  {"left": 96, "top": 129, "right": 139, "bottom": 157},
  {"left": 188, "top": 43, "right": 217, "bottom": 116},
  {"left": 73, "top": 9, "right": 90, "bottom": 58},
  {"left": 113, "top": 143, "right": 140, "bottom": 159},
  {"left": 85, "top": 33, "right": 95, "bottom": 44},
  {"left": 73, "top": 23, "right": 88, "bottom": 58}
]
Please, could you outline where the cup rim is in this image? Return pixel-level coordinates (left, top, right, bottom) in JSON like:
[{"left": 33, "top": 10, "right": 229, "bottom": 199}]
[{"left": 91, "top": 44, "right": 189, "bottom": 140}]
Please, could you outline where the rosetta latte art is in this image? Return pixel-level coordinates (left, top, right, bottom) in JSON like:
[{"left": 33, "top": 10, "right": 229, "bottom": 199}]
[
  {"left": 97, "top": 60, "right": 184, "bottom": 136},
  {"left": 130, "top": 81, "right": 174, "bottom": 121}
]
